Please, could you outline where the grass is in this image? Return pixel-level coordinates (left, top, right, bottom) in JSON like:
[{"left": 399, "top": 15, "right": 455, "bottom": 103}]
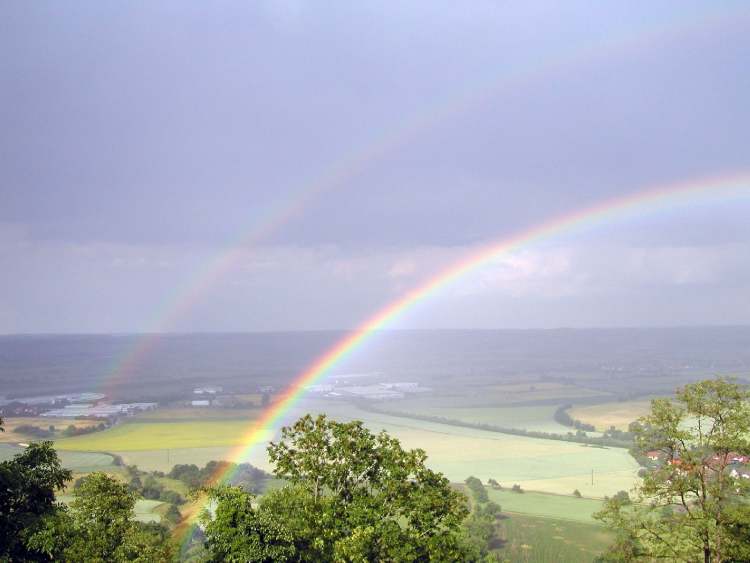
[
  {"left": 568, "top": 400, "right": 655, "bottom": 431},
  {"left": 54, "top": 419, "right": 269, "bottom": 451},
  {"left": 485, "top": 488, "right": 604, "bottom": 523},
  {"left": 42, "top": 401, "right": 638, "bottom": 497},
  {"left": 381, "top": 404, "right": 574, "bottom": 434},
  {"left": 494, "top": 513, "right": 613, "bottom": 562},
  {"left": 0, "top": 443, "right": 114, "bottom": 471},
  {"left": 297, "top": 400, "right": 640, "bottom": 497}
]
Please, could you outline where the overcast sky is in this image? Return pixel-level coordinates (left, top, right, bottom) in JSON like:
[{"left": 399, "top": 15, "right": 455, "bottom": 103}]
[{"left": 1, "top": 1, "right": 749, "bottom": 334}]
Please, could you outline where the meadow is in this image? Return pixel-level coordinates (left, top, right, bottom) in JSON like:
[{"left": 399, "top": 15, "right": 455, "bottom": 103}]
[
  {"left": 296, "top": 400, "right": 639, "bottom": 496},
  {"left": 0, "top": 443, "right": 114, "bottom": 471},
  {"left": 568, "top": 399, "right": 655, "bottom": 430},
  {"left": 485, "top": 489, "right": 604, "bottom": 523},
  {"left": 493, "top": 513, "right": 613, "bottom": 563}
]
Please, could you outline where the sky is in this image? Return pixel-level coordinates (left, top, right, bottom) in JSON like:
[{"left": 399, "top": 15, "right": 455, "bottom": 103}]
[{"left": 1, "top": 1, "right": 749, "bottom": 334}]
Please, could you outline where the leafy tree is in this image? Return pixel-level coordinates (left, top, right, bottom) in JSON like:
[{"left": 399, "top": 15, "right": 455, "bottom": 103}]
[
  {"left": 465, "top": 476, "right": 489, "bottom": 503},
  {"left": 27, "top": 472, "right": 174, "bottom": 562},
  {"left": 0, "top": 441, "right": 71, "bottom": 560},
  {"left": 200, "top": 486, "right": 296, "bottom": 562},
  {"left": 595, "top": 378, "right": 750, "bottom": 562},
  {"left": 573, "top": 489, "right": 582, "bottom": 498},
  {"left": 204, "top": 414, "right": 475, "bottom": 561}
]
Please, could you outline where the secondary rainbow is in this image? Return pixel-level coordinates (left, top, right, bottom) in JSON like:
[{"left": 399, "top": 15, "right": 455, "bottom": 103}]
[{"left": 174, "top": 171, "right": 750, "bottom": 550}]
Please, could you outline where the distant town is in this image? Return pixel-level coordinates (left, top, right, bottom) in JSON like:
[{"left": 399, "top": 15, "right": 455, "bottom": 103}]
[{"left": 0, "top": 376, "right": 429, "bottom": 421}]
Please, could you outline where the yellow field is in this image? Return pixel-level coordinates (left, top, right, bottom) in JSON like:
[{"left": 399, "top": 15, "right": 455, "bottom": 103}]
[
  {"left": 54, "top": 419, "right": 270, "bottom": 451},
  {"left": 568, "top": 400, "right": 654, "bottom": 431}
]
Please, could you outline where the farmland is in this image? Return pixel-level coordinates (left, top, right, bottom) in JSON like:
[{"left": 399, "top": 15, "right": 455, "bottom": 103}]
[
  {"left": 54, "top": 419, "right": 269, "bottom": 451},
  {"left": 494, "top": 513, "right": 613, "bottom": 563},
  {"left": 0, "top": 443, "right": 115, "bottom": 471},
  {"left": 568, "top": 399, "right": 655, "bottom": 431},
  {"left": 485, "top": 488, "right": 605, "bottom": 523}
]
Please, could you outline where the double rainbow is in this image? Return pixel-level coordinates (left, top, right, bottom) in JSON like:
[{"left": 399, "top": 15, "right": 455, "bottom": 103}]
[{"left": 176, "top": 171, "right": 750, "bottom": 549}]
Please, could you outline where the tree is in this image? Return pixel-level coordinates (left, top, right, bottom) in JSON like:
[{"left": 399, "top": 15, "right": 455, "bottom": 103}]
[
  {"left": 27, "top": 472, "right": 175, "bottom": 562},
  {"left": 595, "top": 378, "right": 750, "bottom": 563},
  {"left": 200, "top": 486, "right": 296, "bottom": 562},
  {"left": 0, "top": 441, "right": 71, "bottom": 560},
  {"left": 204, "top": 414, "right": 475, "bottom": 561},
  {"left": 465, "top": 476, "right": 489, "bottom": 503}
]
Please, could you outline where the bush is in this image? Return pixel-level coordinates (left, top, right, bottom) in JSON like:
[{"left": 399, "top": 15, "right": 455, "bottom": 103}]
[
  {"left": 511, "top": 484, "right": 524, "bottom": 493},
  {"left": 14, "top": 424, "right": 53, "bottom": 438},
  {"left": 159, "top": 489, "right": 184, "bottom": 505},
  {"left": 465, "top": 476, "right": 489, "bottom": 503},
  {"left": 573, "top": 489, "right": 582, "bottom": 498}
]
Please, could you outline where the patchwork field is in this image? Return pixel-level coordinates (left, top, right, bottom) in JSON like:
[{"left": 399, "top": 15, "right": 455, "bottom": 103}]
[
  {"left": 494, "top": 513, "right": 613, "bottom": 563},
  {"left": 297, "top": 401, "right": 639, "bottom": 497},
  {"left": 34, "top": 399, "right": 641, "bottom": 497},
  {"left": 568, "top": 399, "right": 655, "bottom": 431}
]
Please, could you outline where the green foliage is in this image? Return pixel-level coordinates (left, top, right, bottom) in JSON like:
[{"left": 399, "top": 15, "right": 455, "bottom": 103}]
[
  {"left": 204, "top": 414, "right": 475, "bottom": 562},
  {"left": 0, "top": 441, "right": 72, "bottom": 561},
  {"left": 573, "top": 489, "right": 582, "bottom": 498},
  {"left": 168, "top": 459, "right": 269, "bottom": 492},
  {"left": 465, "top": 476, "right": 489, "bottom": 503},
  {"left": 595, "top": 378, "right": 750, "bottom": 562},
  {"left": 26, "top": 472, "right": 175, "bottom": 562},
  {"left": 14, "top": 423, "right": 54, "bottom": 438},
  {"left": 200, "top": 486, "right": 296, "bottom": 562}
]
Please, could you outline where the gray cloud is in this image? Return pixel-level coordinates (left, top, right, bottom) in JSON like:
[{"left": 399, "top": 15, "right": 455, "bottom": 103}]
[{"left": 1, "top": 1, "right": 749, "bottom": 332}]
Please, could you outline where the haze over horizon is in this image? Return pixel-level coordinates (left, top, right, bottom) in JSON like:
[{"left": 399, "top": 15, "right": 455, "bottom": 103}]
[{"left": 2, "top": 1, "right": 749, "bottom": 334}]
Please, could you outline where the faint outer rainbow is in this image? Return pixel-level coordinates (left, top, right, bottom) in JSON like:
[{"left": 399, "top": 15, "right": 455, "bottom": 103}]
[
  {"left": 175, "top": 171, "right": 750, "bottom": 548},
  {"left": 102, "top": 7, "right": 745, "bottom": 399}
]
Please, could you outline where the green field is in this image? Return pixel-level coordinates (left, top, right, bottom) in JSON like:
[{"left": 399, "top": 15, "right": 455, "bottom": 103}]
[
  {"left": 494, "top": 513, "right": 613, "bottom": 562},
  {"left": 485, "top": 488, "right": 604, "bottom": 523},
  {"left": 296, "top": 401, "right": 639, "bottom": 497},
  {"left": 381, "top": 404, "right": 575, "bottom": 434},
  {"left": 54, "top": 419, "right": 268, "bottom": 451},
  {"left": 42, "top": 400, "right": 639, "bottom": 498},
  {"left": 0, "top": 443, "right": 114, "bottom": 471}
]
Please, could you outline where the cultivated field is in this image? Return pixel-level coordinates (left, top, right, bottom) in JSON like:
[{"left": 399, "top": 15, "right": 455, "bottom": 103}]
[
  {"left": 54, "top": 419, "right": 269, "bottom": 451},
  {"left": 380, "top": 404, "right": 573, "bottom": 434},
  {"left": 485, "top": 489, "right": 604, "bottom": 523},
  {"left": 494, "top": 513, "right": 613, "bottom": 562},
  {"left": 298, "top": 400, "right": 639, "bottom": 497},
  {"left": 0, "top": 443, "right": 114, "bottom": 471},
  {"left": 568, "top": 399, "right": 655, "bottom": 431}
]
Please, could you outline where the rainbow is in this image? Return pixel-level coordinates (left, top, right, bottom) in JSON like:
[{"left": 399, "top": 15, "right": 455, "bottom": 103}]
[
  {"left": 102, "top": 6, "right": 746, "bottom": 398},
  {"left": 175, "top": 171, "right": 750, "bottom": 549}
]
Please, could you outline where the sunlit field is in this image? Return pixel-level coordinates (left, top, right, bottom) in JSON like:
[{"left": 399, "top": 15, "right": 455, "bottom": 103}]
[{"left": 568, "top": 399, "right": 655, "bottom": 430}]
